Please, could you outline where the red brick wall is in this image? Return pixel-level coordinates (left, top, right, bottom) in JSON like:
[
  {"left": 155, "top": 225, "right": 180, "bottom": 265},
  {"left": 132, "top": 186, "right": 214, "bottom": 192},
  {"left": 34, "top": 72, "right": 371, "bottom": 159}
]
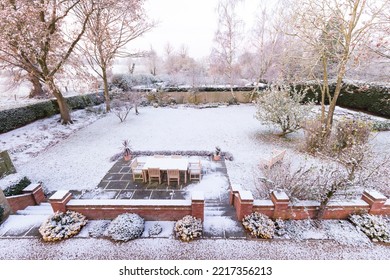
[
  {"left": 31, "top": 188, "right": 46, "bottom": 204},
  {"left": 7, "top": 194, "right": 36, "bottom": 213},
  {"left": 67, "top": 204, "right": 193, "bottom": 220},
  {"left": 252, "top": 205, "right": 274, "bottom": 218},
  {"left": 233, "top": 189, "right": 389, "bottom": 220}
]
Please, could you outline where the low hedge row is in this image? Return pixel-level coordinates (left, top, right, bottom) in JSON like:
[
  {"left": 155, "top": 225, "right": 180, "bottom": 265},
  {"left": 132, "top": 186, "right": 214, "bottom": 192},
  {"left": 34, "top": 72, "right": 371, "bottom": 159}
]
[
  {"left": 0, "top": 92, "right": 105, "bottom": 133},
  {"left": 298, "top": 82, "right": 390, "bottom": 118}
]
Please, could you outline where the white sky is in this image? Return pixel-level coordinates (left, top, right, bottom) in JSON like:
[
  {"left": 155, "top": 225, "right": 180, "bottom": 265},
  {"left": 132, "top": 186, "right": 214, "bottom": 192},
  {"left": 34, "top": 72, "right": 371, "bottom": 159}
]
[{"left": 132, "top": 0, "right": 261, "bottom": 59}]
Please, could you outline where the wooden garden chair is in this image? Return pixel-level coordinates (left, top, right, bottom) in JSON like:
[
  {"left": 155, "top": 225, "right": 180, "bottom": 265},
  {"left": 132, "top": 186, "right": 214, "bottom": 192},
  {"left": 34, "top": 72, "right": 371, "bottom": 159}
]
[
  {"left": 148, "top": 168, "right": 162, "bottom": 184},
  {"left": 188, "top": 160, "right": 202, "bottom": 181},
  {"left": 167, "top": 169, "right": 180, "bottom": 186}
]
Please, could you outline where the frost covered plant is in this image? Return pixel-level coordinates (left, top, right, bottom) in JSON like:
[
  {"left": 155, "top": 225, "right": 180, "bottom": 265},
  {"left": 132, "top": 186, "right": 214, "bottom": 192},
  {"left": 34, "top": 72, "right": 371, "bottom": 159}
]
[
  {"left": 274, "top": 218, "right": 287, "bottom": 236},
  {"left": 174, "top": 215, "right": 203, "bottom": 242},
  {"left": 255, "top": 85, "right": 313, "bottom": 136},
  {"left": 148, "top": 223, "right": 163, "bottom": 237},
  {"left": 88, "top": 220, "right": 111, "bottom": 238},
  {"left": 242, "top": 212, "right": 275, "bottom": 239},
  {"left": 349, "top": 214, "right": 390, "bottom": 243},
  {"left": 106, "top": 213, "right": 144, "bottom": 242},
  {"left": 39, "top": 211, "right": 87, "bottom": 242}
]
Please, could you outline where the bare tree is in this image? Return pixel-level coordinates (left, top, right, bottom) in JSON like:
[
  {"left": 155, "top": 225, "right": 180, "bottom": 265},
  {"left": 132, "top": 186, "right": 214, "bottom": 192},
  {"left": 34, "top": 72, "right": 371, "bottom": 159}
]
[
  {"left": 285, "top": 0, "right": 388, "bottom": 135},
  {"left": 0, "top": 0, "right": 96, "bottom": 123},
  {"left": 211, "top": 0, "right": 244, "bottom": 99},
  {"left": 77, "top": 0, "right": 153, "bottom": 112}
]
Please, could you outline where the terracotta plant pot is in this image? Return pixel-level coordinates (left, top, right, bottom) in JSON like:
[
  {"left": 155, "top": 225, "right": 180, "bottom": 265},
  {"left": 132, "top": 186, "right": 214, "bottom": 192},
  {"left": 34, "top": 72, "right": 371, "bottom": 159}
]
[{"left": 124, "top": 154, "right": 132, "bottom": 161}]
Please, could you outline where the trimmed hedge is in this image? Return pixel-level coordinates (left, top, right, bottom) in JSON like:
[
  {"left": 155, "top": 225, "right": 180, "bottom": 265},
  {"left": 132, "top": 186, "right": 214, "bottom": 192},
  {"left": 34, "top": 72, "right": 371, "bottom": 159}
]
[
  {"left": 3, "top": 176, "right": 31, "bottom": 197},
  {"left": 298, "top": 82, "right": 390, "bottom": 118},
  {"left": 0, "top": 92, "right": 105, "bottom": 133}
]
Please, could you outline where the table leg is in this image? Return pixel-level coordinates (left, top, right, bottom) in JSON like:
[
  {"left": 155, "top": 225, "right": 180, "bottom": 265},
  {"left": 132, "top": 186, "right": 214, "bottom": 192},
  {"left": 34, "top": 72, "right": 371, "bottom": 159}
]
[{"left": 142, "top": 170, "right": 147, "bottom": 183}]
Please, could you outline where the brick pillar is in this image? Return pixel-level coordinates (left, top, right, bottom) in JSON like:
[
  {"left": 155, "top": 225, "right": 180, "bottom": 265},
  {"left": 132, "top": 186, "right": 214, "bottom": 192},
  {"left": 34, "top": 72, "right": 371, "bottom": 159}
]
[
  {"left": 23, "top": 183, "right": 46, "bottom": 204},
  {"left": 271, "top": 191, "right": 290, "bottom": 219},
  {"left": 49, "top": 191, "right": 72, "bottom": 213},
  {"left": 191, "top": 191, "right": 204, "bottom": 221},
  {"left": 361, "top": 189, "right": 387, "bottom": 215},
  {"left": 236, "top": 191, "right": 254, "bottom": 220},
  {"left": 229, "top": 184, "right": 241, "bottom": 206}
]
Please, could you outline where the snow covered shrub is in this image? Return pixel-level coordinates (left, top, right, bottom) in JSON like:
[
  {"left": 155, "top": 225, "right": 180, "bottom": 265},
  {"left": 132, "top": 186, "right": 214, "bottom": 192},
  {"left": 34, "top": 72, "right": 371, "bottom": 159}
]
[
  {"left": 3, "top": 176, "right": 31, "bottom": 197},
  {"left": 88, "top": 220, "right": 111, "bottom": 238},
  {"left": 148, "top": 223, "right": 163, "bottom": 236},
  {"left": 255, "top": 85, "right": 313, "bottom": 136},
  {"left": 111, "top": 99, "right": 133, "bottom": 123},
  {"left": 39, "top": 211, "right": 87, "bottom": 242},
  {"left": 349, "top": 214, "right": 390, "bottom": 243},
  {"left": 274, "top": 218, "right": 286, "bottom": 236},
  {"left": 333, "top": 118, "right": 371, "bottom": 153},
  {"left": 174, "top": 215, "right": 202, "bottom": 242},
  {"left": 372, "top": 120, "right": 390, "bottom": 131},
  {"left": 302, "top": 118, "right": 326, "bottom": 154},
  {"left": 106, "top": 213, "right": 144, "bottom": 242},
  {"left": 242, "top": 212, "right": 275, "bottom": 239}
]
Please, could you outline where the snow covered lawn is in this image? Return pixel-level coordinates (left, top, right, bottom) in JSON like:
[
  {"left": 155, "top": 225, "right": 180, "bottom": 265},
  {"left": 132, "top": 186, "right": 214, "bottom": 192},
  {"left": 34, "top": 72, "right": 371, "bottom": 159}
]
[{"left": 2, "top": 104, "right": 389, "bottom": 195}]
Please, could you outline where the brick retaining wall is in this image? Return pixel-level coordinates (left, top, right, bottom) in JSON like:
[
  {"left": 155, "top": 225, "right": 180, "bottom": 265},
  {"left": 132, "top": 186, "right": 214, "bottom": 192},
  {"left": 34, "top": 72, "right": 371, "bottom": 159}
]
[
  {"left": 6, "top": 183, "right": 46, "bottom": 213},
  {"left": 49, "top": 191, "right": 204, "bottom": 221},
  {"left": 231, "top": 188, "right": 390, "bottom": 220}
]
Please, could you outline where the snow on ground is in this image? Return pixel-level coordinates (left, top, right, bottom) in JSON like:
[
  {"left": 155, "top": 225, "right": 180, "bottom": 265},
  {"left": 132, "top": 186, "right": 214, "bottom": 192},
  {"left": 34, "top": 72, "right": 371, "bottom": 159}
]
[
  {"left": 0, "top": 237, "right": 389, "bottom": 260},
  {"left": 1, "top": 104, "right": 389, "bottom": 195},
  {"left": 185, "top": 173, "right": 228, "bottom": 199},
  {"left": 1, "top": 104, "right": 390, "bottom": 259},
  {"left": 0, "top": 215, "right": 49, "bottom": 236},
  {"left": 203, "top": 216, "right": 241, "bottom": 236}
]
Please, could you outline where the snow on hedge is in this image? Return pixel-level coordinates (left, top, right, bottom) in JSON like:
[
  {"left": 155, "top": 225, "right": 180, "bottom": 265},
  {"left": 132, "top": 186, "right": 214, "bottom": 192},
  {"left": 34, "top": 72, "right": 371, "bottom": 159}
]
[
  {"left": 105, "top": 213, "right": 144, "bottom": 242},
  {"left": 39, "top": 211, "right": 87, "bottom": 242},
  {"left": 242, "top": 212, "right": 275, "bottom": 239},
  {"left": 349, "top": 213, "right": 390, "bottom": 243},
  {"left": 174, "top": 215, "right": 202, "bottom": 242}
]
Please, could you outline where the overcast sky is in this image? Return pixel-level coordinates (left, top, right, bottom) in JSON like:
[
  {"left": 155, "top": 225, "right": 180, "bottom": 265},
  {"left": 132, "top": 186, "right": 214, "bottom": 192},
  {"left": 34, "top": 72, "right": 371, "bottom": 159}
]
[{"left": 132, "top": 0, "right": 260, "bottom": 59}]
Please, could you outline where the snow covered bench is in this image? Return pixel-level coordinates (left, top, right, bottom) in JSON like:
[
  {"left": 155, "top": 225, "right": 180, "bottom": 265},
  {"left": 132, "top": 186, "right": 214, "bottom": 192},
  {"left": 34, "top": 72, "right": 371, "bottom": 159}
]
[{"left": 259, "top": 149, "right": 286, "bottom": 169}]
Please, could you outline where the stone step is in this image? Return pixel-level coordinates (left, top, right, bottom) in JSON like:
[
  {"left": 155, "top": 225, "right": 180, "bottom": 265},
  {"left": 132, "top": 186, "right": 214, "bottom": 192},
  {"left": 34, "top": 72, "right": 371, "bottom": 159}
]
[{"left": 16, "top": 204, "right": 54, "bottom": 216}]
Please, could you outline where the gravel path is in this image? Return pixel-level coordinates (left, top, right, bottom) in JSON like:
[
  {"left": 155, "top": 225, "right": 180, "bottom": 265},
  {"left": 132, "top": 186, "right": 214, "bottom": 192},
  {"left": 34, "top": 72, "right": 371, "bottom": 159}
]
[{"left": 1, "top": 238, "right": 389, "bottom": 260}]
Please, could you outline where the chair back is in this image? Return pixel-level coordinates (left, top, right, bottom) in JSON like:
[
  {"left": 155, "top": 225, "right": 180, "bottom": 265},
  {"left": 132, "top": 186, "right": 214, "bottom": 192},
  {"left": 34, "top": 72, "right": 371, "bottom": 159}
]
[
  {"left": 167, "top": 169, "right": 180, "bottom": 178},
  {"left": 148, "top": 168, "right": 160, "bottom": 177}
]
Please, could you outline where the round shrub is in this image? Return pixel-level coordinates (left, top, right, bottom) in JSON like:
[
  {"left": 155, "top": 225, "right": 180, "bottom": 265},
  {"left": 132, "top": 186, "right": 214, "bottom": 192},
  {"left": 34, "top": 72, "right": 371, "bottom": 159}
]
[
  {"left": 174, "top": 215, "right": 202, "bottom": 242},
  {"left": 349, "top": 213, "right": 390, "bottom": 243},
  {"left": 148, "top": 223, "right": 163, "bottom": 237},
  {"left": 39, "top": 211, "right": 87, "bottom": 242},
  {"left": 242, "top": 212, "right": 275, "bottom": 239},
  {"left": 106, "top": 213, "right": 144, "bottom": 242}
]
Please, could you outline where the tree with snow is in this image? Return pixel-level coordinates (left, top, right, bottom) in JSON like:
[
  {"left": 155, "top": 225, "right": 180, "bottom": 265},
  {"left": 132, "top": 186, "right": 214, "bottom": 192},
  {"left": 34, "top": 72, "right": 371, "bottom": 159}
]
[
  {"left": 255, "top": 85, "right": 313, "bottom": 136},
  {"left": 284, "top": 0, "right": 388, "bottom": 135},
  {"left": 0, "top": 0, "right": 96, "bottom": 124},
  {"left": 77, "top": 0, "right": 153, "bottom": 112},
  {"left": 210, "top": 0, "right": 244, "bottom": 99}
]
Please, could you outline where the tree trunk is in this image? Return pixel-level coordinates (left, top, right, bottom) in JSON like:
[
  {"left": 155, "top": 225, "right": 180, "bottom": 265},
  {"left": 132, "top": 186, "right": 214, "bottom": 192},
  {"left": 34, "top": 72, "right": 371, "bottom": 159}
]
[
  {"left": 325, "top": 67, "right": 346, "bottom": 133},
  {"left": 102, "top": 67, "right": 111, "bottom": 112},
  {"left": 28, "top": 74, "right": 46, "bottom": 99},
  {"left": 46, "top": 77, "right": 72, "bottom": 124}
]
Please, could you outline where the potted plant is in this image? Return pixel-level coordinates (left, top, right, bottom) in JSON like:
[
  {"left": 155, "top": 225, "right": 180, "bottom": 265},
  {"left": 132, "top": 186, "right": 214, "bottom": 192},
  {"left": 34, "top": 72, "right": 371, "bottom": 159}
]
[
  {"left": 213, "top": 146, "right": 221, "bottom": 161},
  {"left": 122, "top": 140, "right": 132, "bottom": 161}
]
